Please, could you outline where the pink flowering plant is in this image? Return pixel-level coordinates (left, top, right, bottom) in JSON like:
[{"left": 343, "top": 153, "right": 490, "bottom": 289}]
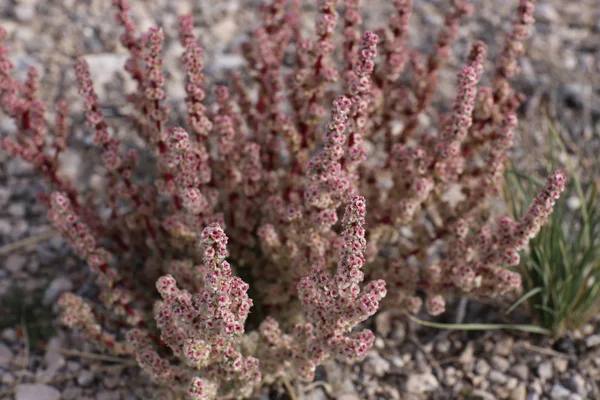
[{"left": 0, "top": 0, "right": 566, "bottom": 398}]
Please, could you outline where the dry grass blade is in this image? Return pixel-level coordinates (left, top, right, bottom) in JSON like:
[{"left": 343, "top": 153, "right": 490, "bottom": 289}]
[{"left": 0, "top": 230, "right": 58, "bottom": 256}]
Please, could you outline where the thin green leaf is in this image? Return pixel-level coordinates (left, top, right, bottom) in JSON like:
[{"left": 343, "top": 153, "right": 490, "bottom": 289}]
[
  {"left": 405, "top": 313, "right": 551, "bottom": 335},
  {"left": 506, "top": 287, "right": 543, "bottom": 315}
]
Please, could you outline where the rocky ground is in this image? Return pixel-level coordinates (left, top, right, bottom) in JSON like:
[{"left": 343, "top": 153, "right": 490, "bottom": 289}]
[{"left": 1, "top": 0, "right": 599, "bottom": 399}]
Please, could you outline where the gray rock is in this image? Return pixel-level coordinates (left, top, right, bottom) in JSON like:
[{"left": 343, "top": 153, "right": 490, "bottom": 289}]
[
  {"left": 13, "top": 4, "right": 35, "bottom": 22},
  {"left": 567, "top": 196, "right": 581, "bottom": 211},
  {"left": 534, "top": 4, "right": 559, "bottom": 23},
  {"left": 337, "top": 395, "right": 360, "bottom": 400},
  {"left": 194, "top": 0, "right": 239, "bottom": 22},
  {"left": 511, "top": 384, "right": 526, "bottom": 400},
  {"left": 0, "top": 117, "right": 17, "bottom": 134},
  {"left": 96, "top": 391, "right": 122, "bottom": 400},
  {"left": 0, "top": 219, "right": 12, "bottom": 236},
  {"left": 15, "top": 0, "right": 39, "bottom": 6},
  {"left": 1, "top": 328, "right": 17, "bottom": 342},
  {"left": 554, "top": 358, "right": 569, "bottom": 373},
  {"left": 43, "top": 337, "right": 65, "bottom": 376},
  {"left": 550, "top": 384, "right": 572, "bottom": 399},
  {"left": 363, "top": 351, "right": 390, "bottom": 377},
  {"left": 57, "top": 150, "right": 83, "bottom": 184},
  {"left": 436, "top": 339, "right": 451, "bottom": 354},
  {"left": 374, "top": 311, "right": 392, "bottom": 337},
  {"left": 459, "top": 342, "right": 474, "bottom": 365},
  {"left": 531, "top": 379, "right": 543, "bottom": 394},
  {"left": 306, "top": 388, "right": 327, "bottom": 400},
  {"left": 519, "top": 58, "right": 536, "bottom": 82},
  {"left": 43, "top": 276, "right": 73, "bottom": 306},
  {"left": 537, "top": 361, "right": 553, "bottom": 381},
  {"left": 211, "top": 17, "right": 238, "bottom": 43},
  {"left": 1, "top": 370, "right": 15, "bottom": 385},
  {"left": 214, "top": 54, "right": 246, "bottom": 70},
  {"left": 562, "top": 51, "right": 578, "bottom": 70},
  {"left": 475, "top": 359, "right": 490, "bottom": 376},
  {"left": 5, "top": 254, "right": 27, "bottom": 274},
  {"left": 8, "top": 53, "right": 41, "bottom": 83},
  {"left": 568, "top": 374, "right": 588, "bottom": 396},
  {"left": 495, "top": 337, "right": 514, "bottom": 357},
  {"left": 324, "top": 360, "right": 356, "bottom": 395},
  {"left": 27, "top": 259, "right": 39, "bottom": 274},
  {"left": 391, "top": 355, "right": 407, "bottom": 368},
  {"left": 406, "top": 373, "right": 439, "bottom": 394},
  {"left": 77, "top": 369, "right": 95, "bottom": 387},
  {"left": 444, "top": 367, "right": 457, "bottom": 386},
  {"left": 0, "top": 343, "right": 14, "bottom": 367},
  {"left": 499, "top": 374, "right": 512, "bottom": 387},
  {"left": 81, "top": 54, "right": 129, "bottom": 100},
  {"left": 489, "top": 370, "right": 509, "bottom": 384},
  {"left": 61, "top": 387, "right": 83, "bottom": 400},
  {"left": 15, "top": 384, "right": 60, "bottom": 400},
  {"left": 36, "top": 245, "right": 57, "bottom": 265},
  {"left": 67, "top": 361, "right": 81, "bottom": 372},
  {"left": 391, "top": 321, "right": 406, "bottom": 343},
  {"left": 0, "top": 187, "right": 10, "bottom": 207},
  {"left": 582, "top": 324, "right": 594, "bottom": 336},
  {"left": 491, "top": 356, "right": 510, "bottom": 372},
  {"left": 103, "top": 375, "right": 120, "bottom": 389},
  {"left": 585, "top": 334, "right": 600, "bottom": 348},
  {"left": 509, "top": 364, "right": 529, "bottom": 380}
]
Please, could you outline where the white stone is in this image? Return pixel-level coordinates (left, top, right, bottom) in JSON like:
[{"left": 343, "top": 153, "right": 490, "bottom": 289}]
[
  {"left": 96, "top": 391, "right": 122, "bottom": 400},
  {"left": 42, "top": 337, "right": 65, "bottom": 379},
  {"left": 406, "top": 373, "right": 439, "bottom": 394},
  {"left": 550, "top": 384, "right": 572, "bottom": 399},
  {"left": 491, "top": 356, "right": 509, "bottom": 372},
  {"left": 509, "top": 364, "right": 529, "bottom": 380},
  {"left": 77, "top": 370, "right": 95, "bottom": 387},
  {"left": 363, "top": 351, "right": 390, "bottom": 377},
  {"left": 8, "top": 203, "right": 26, "bottom": 217},
  {"left": 214, "top": 54, "right": 246, "bottom": 70},
  {"left": 5, "top": 254, "right": 27, "bottom": 274},
  {"left": 537, "top": 361, "right": 553, "bottom": 381},
  {"left": 489, "top": 370, "right": 508, "bottom": 384},
  {"left": 534, "top": 4, "right": 559, "bottom": 23},
  {"left": 436, "top": 339, "right": 451, "bottom": 354},
  {"left": 585, "top": 334, "right": 600, "bottom": 348},
  {"left": 43, "top": 276, "right": 73, "bottom": 306},
  {"left": 15, "top": 384, "right": 60, "bottom": 400},
  {"left": 475, "top": 359, "right": 490, "bottom": 376},
  {"left": 0, "top": 343, "right": 14, "bottom": 367},
  {"left": 14, "top": 5, "right": 35, "bottom": 22},
  {"left": 510, "top": 384, "right": 526, "bottom": 400},
  {"left": 567, "top": 196, "right": 581, "bottom": 210},
  {"left": 81, "top": 53, "right": 129, "bottom": 100},
  {"left": 211, "top": 17, "right": 238, "bottom": 43}
]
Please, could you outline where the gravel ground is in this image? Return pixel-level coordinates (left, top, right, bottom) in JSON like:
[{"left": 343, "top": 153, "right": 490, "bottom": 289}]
[{"left": 1, "top": 0, "right": 599, "bottom": 399}]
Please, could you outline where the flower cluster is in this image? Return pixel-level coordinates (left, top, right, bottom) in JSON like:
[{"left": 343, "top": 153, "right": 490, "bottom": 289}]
[
  {"left": 0, "top": 0, "right": 565, "bottom": 398},
  {"left": 57, "top": 292, "right": 132, "bottom": 355},
  {"left": 259, "top": 195, "right": 386, "bottom": 382},
  {"left": 127, "top": 224, "right": 260, "bottom": 399},
  {"left": 48, "top": 193, "right": 144, "bottom": 325}
]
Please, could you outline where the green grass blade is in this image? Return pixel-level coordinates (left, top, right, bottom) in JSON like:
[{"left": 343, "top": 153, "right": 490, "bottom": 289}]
[
  {"left": 506, "top": 287, "right": 543, "bottom": 315},
  {"left": 405, "top": 313, "right": 551, "bottom": 335}
]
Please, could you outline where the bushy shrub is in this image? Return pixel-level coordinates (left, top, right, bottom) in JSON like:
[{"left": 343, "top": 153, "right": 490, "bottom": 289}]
[{"left": 0, "top": 0, "right": 565, "bottom": 398}]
